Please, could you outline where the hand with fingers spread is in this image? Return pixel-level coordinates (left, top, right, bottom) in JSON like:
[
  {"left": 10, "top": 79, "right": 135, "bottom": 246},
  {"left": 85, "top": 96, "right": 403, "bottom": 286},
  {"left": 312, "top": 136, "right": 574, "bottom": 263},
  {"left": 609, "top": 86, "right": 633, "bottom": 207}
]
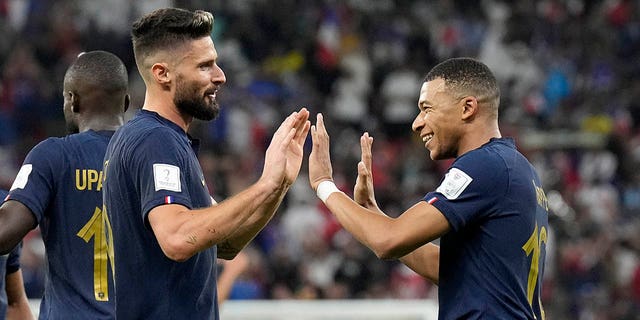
[
  {"left": 309, "top": 113, "right": 334, "bottom": 190},
  {"left": 261, "top": 108, "right": 310, "bottom": 190},
  {"left": 354, "top": 132, "right": 380, "bottom": 211}
]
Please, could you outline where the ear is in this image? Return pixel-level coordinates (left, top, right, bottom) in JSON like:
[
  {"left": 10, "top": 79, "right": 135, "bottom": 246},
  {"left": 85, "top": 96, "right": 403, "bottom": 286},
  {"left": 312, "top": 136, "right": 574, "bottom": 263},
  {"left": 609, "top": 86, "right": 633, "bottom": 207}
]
[
  {"left": 123, "top": 94, "right": 130, "bottom": 113},
  {"left": 151, "top": 63, "right": 171, "bottom": 88},
  {"left": 69, "top": 91, "right": 80, "bottom": 113},
  {"left": 460, "top": 96, "right": 478, "bottom": 121}
]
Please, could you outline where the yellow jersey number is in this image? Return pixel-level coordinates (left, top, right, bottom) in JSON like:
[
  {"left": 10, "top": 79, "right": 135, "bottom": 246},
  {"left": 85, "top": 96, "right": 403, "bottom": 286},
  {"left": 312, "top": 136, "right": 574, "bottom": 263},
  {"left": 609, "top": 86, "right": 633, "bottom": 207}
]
[
  {"left": 76, "top": 206, "right": 115, "bottom": 301},
  {"left": 522, "top": 222, "right": 547, "bottom": 318}
]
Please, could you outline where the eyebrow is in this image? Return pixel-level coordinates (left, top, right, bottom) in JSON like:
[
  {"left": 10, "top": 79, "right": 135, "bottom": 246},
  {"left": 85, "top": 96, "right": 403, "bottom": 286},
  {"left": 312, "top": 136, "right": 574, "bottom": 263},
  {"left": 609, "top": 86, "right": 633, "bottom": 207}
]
[{"left": 419, "top": 100, "right": 432, "bottom": 109}]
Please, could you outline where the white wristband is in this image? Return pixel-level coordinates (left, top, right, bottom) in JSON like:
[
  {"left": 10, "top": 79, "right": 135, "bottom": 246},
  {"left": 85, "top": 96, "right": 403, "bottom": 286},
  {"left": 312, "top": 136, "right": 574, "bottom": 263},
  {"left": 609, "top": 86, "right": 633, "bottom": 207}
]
[{"left": 316, "top": 180, "right": 340, "bottom": 203}]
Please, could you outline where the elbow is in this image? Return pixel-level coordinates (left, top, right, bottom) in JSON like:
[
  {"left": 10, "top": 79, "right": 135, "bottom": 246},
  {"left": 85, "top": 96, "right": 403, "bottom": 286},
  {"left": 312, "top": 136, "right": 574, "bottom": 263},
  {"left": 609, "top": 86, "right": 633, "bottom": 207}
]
[
  {"left": 371, "top": 237, "right": 408, "bottom": 260},
  {"left": 216, "top": 241, "right": 241, "bottom": 260},
  {"left": 0, "top": 230, "right": 18, "bottom": 255},
  {"left": 217, "top": 251, "right": 239, "bottom": 260},
  {"left": 375, "top": 248, "right": 403, "bottom": 261},
  {"left": 159, "top": 236, "right": 197, "bottom": 262}
]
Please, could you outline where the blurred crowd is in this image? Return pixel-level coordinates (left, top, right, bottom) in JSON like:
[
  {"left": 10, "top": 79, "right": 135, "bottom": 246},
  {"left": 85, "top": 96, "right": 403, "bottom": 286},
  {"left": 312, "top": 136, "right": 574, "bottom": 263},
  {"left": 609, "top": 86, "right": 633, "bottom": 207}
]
[{"left": 1, "top": 0, "right": 640, "bottom": 319}]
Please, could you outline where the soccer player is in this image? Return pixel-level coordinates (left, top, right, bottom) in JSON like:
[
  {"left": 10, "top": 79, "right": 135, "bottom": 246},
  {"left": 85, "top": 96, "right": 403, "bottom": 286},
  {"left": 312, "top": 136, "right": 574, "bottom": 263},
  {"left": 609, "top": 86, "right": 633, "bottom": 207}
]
[
  {"left": 0, "top": 51, "right": 129, "bottom": 319},
  {"left": 0, "top": 190, "right": 33, "bottom": 320},
  {"left": 102, "top": 8, "right": 309, "bottom": 319},
  {"left": 308, "top": 58, "right": 549, "bottom": 319}
]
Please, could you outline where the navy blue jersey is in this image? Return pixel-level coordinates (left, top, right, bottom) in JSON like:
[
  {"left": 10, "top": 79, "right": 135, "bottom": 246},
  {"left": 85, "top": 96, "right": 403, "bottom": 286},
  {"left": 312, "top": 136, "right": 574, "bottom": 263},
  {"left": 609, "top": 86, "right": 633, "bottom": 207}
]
[
  {"left": 424, "top": 138, "right": 548, "bottom": 320},
  {"left": 0, "top": 189, "right": 22, "bottom": 320},
  {"left": 103, "top": 110, "right": 217, "bottom": 319},
  {"left": 6, "top": 131, "right": 115, "bottom": 319}
]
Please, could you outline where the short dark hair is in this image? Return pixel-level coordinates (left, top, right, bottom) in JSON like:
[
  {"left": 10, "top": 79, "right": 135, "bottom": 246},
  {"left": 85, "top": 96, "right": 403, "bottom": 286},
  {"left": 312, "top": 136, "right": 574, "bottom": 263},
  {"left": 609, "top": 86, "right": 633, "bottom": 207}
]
[
  {"left": 425, "top": 57, "right": 500, "bottom": 114},
  {"left": 131, "top": 8, "right": 214, "bottom": 68},
  {"left": 64, "top": 50, "right": 128, "bottom": 93}
]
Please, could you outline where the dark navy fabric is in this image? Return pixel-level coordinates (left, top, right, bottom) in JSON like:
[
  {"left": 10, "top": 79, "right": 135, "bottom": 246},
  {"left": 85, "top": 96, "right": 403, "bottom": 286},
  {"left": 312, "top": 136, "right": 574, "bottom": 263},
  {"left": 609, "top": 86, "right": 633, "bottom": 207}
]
[
  {"left": 104, "top": 110, "right": 217, "bottom": 319},
  {"left": 424, "top": 138, "right": 549, "bottom": 319},
  {"left": 7, "top": 131, "right": 115, "bottom": 319}
]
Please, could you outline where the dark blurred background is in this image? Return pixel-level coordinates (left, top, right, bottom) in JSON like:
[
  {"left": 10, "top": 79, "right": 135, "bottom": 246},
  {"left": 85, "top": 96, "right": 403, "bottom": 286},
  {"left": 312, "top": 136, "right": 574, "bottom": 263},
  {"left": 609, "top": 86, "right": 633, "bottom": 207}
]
[{"left": 1, "top": 1, "right": 639, "bottom": 319}]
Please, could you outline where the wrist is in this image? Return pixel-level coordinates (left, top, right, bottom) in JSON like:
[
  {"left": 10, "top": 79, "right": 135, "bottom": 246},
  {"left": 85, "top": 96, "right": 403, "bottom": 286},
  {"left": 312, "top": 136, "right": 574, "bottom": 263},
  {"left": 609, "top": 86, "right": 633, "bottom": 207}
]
[
  {"left": 316, "top": 180, "right": 341, "bottom": 203},
  {"left": 256, "top": 177, "right": 280, "bottom": 195}
]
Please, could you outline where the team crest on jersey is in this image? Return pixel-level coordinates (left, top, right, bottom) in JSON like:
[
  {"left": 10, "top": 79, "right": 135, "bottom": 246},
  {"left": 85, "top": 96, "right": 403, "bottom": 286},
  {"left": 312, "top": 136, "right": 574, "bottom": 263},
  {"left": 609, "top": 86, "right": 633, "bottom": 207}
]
[
  {"left": 436, "top": 168, "right": 473, "bottom": 200},
  {"left": 153, "top": 164, "right": 181, "bottom": 192},
  {"left": 10, "top": 164, "right": 32, "bottom": 190}
]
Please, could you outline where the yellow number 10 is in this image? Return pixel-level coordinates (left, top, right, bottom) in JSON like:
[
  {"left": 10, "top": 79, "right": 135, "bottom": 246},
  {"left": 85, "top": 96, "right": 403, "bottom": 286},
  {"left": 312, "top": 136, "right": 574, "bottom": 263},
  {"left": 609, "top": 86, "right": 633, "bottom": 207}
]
[
  {"left": 522, "top": 222, "right": 547, "bottom": 318},
  {"left": 77, "top": 206, "right": 113, "bottom": 301}
]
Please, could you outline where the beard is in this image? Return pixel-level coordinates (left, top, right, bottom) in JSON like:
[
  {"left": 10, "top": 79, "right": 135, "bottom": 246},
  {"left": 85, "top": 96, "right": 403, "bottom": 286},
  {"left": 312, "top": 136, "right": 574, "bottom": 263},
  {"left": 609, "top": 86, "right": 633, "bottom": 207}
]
[{"left": 174, "top": 78, "right": 220, "bottom": 121}]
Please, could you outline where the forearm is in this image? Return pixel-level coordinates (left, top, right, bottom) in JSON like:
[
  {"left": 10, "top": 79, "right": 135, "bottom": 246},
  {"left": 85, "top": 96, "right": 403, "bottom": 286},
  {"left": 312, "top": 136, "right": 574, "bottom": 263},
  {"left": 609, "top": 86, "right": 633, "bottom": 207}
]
[
  {"left": 220, "top": 187, "right": 287, "bottom": 258},
  {"left": 324, "top": 192, "right": 403, "bottom": 259},
  {"left": 6, "top": 300, "right": 33, "bottom": 320},
  {"left": 0, "top": 221, "right": 25, "bottom": 254},
  {"left": 150, "top": 179, "right": 281, "bottom": 261},
  {"left": 5, "top": 270, "right": 34, "bottom": 320},
  {"left": 399, "top": 243, "right": 440, "bottom": 284},
  {"left": 324, "top": 192, "right": 448, "bottom": 260},
  {"left": 0, "top": 202, "right": 36, "bottom": 254}
]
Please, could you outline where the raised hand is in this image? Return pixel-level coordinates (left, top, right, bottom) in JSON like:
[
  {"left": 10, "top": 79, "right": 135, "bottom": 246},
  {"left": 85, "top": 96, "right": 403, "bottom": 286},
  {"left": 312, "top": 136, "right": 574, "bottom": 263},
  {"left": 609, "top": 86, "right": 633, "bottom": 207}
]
[
  {"left": 261, "top": 109, "right": 309, "bottom": 190},
  {"left": 309, "top": 113, "right": 334, "bottom": 190},
  {"left": 354, "top": 132, "right": 379, "bottom": 211},
  {"left": 283, "top": 108, "right": 311, "bottom": 186}
]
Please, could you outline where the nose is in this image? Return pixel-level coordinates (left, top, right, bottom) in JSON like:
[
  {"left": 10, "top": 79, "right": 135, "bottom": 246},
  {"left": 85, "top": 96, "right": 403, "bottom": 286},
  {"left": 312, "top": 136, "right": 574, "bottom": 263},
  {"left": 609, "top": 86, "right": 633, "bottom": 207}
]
[
  {"left": 211, "top": 64, "right": 226, "bottom": 86},
  {"left": 412, "top": 111, "right": 425, "bottom": 133}
]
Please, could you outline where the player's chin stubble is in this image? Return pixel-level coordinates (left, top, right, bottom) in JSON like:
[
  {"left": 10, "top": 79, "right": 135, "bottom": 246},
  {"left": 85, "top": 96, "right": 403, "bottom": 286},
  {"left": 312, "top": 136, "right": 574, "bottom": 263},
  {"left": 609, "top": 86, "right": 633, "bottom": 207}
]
[{"left": 174, "top": 84, "right": 219, "bottom": 121}]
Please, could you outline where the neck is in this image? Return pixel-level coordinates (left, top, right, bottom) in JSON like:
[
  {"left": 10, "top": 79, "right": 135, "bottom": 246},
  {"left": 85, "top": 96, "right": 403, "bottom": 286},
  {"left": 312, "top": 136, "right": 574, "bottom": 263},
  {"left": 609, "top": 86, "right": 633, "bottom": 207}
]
[
  {"left": 142, "top": 89, "right": 192, "bottom": 132},
  {"left": 457, "top": 122, "right": 502, "bottom": 157},
  {"left": 78, "top": 114, "right": 124, "bottom": 133}
]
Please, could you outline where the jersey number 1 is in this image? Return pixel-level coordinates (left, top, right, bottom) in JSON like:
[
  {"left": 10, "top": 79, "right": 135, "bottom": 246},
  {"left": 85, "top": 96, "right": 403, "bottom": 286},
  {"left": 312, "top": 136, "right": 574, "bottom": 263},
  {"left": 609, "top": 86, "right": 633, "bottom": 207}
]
[{"left": 77, "top": 206, "right": 113, "bottom": 301}]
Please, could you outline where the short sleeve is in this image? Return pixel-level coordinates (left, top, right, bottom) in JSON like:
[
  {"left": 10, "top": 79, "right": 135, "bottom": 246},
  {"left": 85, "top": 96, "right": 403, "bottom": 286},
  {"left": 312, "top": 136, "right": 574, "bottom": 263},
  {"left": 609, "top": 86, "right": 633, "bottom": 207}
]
[
  {"left": 423, "top": 150, "right": 507, "bottom": 231},
  {"left": 7, "top": 139, "right": 61, "bottom": 224},
  {"left": 132, "top": 129, "right": 195, "bottom": 220}
]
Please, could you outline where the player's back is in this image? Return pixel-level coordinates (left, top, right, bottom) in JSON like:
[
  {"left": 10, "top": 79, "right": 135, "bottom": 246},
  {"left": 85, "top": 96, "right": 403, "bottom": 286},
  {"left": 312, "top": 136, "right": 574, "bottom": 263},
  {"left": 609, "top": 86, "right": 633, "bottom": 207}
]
[{"left": 7, "top": 131, "right": 115, "bottom": 319}]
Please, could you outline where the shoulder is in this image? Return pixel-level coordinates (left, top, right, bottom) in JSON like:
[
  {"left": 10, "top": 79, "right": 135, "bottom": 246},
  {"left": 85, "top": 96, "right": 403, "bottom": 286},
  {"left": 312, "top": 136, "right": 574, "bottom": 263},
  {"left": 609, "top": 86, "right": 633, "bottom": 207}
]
[
  {"left": 24, "top": 137, "right": 66, "bottom": 162},
  {"left": 112, "top": 119, "right": 181, "bottom": 155},
  {"left": 449, "top": 140, "right": 518, "bottom": 192},
  {"left": 454, "top": 144, "right": 508, "bottom": 174}
]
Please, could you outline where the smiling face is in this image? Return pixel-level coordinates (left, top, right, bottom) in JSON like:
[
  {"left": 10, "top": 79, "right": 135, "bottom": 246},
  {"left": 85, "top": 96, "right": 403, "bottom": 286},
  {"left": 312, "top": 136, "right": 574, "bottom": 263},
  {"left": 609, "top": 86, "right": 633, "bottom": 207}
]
[
  {"left": 411, "top": 78, "right": 464, "bottom": 160},
  {"left": 173, "top": 37, "right": 226, "bottom": 121}
]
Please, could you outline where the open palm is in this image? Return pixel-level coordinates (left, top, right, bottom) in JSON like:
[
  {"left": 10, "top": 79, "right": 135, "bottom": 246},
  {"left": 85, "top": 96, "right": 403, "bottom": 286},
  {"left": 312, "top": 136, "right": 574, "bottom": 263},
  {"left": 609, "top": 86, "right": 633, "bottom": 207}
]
[{"left": 284, "top": 109, "right": 310, "bottom": 185}]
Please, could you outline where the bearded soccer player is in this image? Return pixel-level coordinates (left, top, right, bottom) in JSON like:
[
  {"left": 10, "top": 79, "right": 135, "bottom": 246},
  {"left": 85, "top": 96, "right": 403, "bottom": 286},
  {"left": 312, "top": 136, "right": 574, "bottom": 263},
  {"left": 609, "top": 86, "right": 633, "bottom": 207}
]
[
  {"left": 102, "top": 8, "right": 309, "bottom": 319},
  {"left": 0, "top": 51, "right": 129, "bottom": 319},
  {"left": 309, "top": 58, "right": 549, "bottom": 319}
]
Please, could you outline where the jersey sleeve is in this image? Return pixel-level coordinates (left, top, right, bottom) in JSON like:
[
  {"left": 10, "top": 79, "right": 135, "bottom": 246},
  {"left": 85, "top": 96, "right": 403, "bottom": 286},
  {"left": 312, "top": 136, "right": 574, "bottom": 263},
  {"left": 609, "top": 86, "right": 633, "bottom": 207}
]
[
  {"left": 423, "top": 150, "right": 507, "bottom": 232},
  {"left": 132, "top": 129, "right": 195, "bottom": 220},
  {"left": 7, "top": 139, "right": 62, "bottom": 224},
  {"left": 5, "top": 242, "right": 22, "bottom": 274}
]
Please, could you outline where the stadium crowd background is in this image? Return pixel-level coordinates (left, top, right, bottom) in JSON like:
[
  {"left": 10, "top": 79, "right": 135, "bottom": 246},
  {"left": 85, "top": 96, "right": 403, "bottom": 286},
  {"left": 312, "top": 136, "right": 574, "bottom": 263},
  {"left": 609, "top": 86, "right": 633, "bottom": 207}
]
[{"left": 0, "top": 0, "right": 639, "bottom": 319}]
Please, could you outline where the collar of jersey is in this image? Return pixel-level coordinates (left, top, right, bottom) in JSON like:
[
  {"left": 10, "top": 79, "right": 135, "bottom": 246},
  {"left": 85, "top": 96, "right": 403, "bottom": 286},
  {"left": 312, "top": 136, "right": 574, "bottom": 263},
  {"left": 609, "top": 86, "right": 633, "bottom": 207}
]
[
  {"left": 88, "top": 130, "right": 116, "bottom": 139},
  {"left": 139, "top": 109, "right": 189, "bottom": 136},
  {"left": 486, "top": 137, "right": 515, "bottom": 148},
  {"left": 138, "top": 109, "right": 200, "bottom": 151}
]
